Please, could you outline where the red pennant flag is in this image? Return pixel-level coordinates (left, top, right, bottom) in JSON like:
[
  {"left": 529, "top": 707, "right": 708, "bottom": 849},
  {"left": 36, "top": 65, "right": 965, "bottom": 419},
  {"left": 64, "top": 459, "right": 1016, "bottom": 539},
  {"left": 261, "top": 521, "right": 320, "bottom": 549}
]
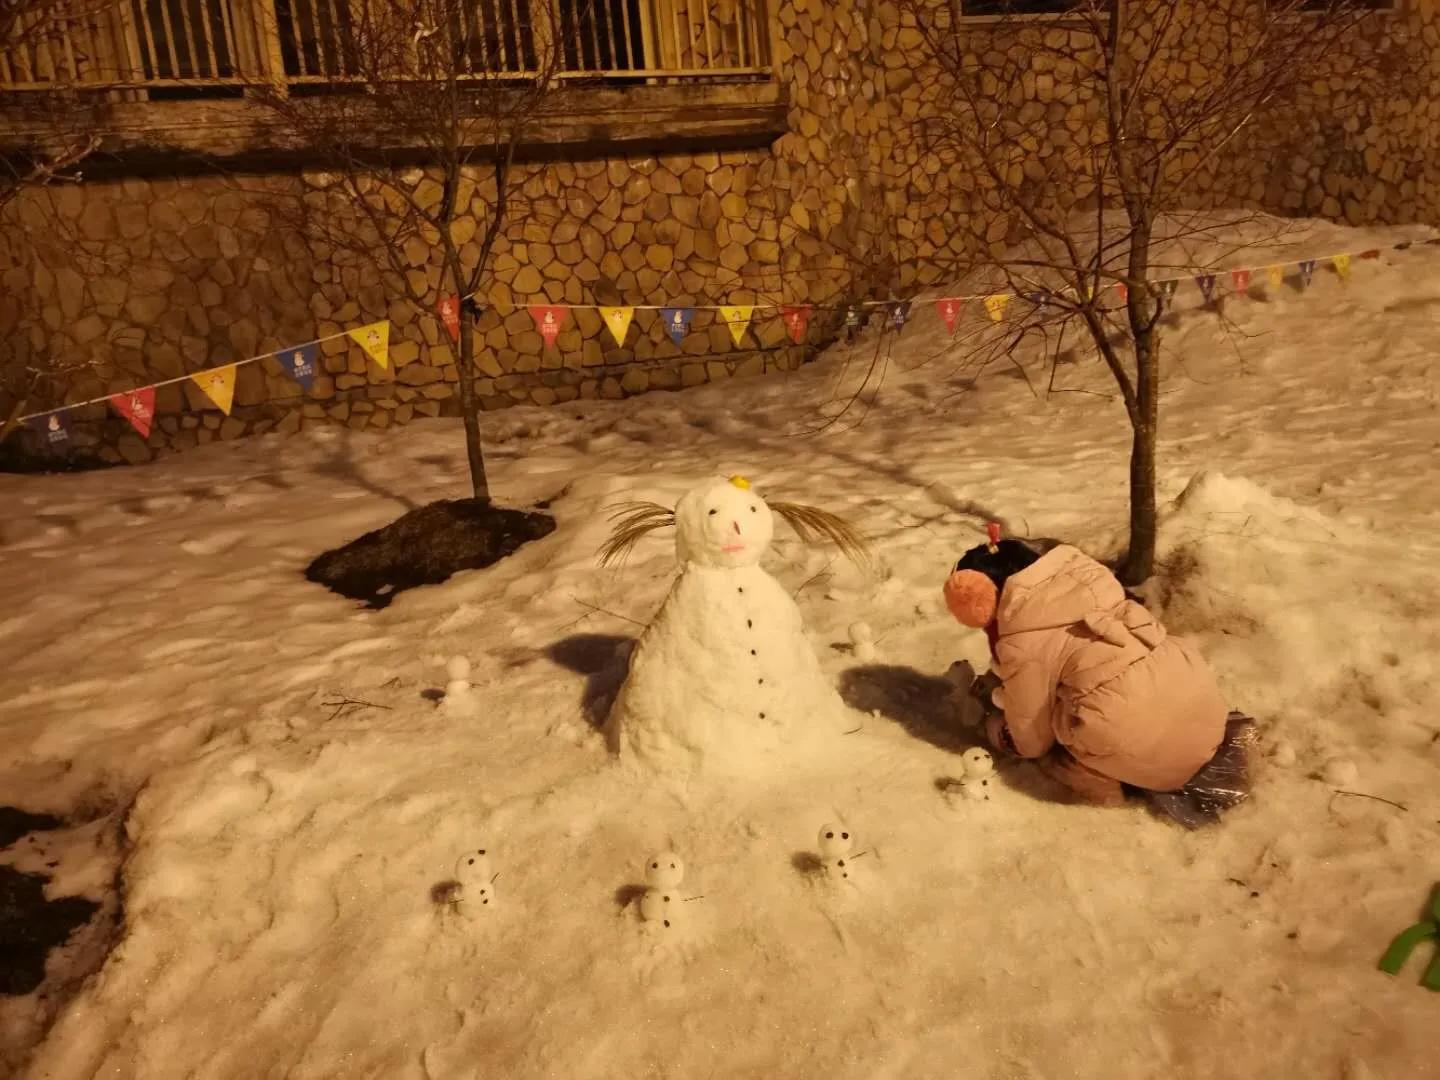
[
  {"left": 1115, "top": 283, "right": 1128, "bottom": 303},
  {"left": 109, "top": 386, "right": 156, "bottom": 439},
  {"left": 781, "top": 305, "right": 813, "bottom": 344},
  {"left": 1231, "top": 269, "right": 1252, "bottom": 292},
  {"left": 527, "top": 305, "right": 566, "bottom": 348},
  {"left": 437, "top": 295, "right": 461, "bottom": 342},
  {"left": 1359, "top": 249, "right": 1381, "bottom": 260},
  {"left": 935, "top": 298, "right": 962, "bottom": 335}
]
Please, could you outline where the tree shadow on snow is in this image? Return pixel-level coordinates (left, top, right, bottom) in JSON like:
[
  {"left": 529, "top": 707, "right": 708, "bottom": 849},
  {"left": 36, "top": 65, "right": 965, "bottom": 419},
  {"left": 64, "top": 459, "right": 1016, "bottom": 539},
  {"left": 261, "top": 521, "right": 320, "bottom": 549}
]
[
  {"left": 545, "top": 634, "right": 635, "bottom": 731},
  {"left": 839, "top": 664, "right": 973, "bottom": 754}
]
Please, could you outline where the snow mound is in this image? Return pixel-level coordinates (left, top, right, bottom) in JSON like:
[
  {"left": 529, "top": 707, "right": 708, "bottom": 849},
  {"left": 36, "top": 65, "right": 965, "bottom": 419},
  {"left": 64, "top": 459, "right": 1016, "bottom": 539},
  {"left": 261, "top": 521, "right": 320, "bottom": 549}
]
[{"left": 1152, "top": 471, "right": 1440, "bottom": 749}]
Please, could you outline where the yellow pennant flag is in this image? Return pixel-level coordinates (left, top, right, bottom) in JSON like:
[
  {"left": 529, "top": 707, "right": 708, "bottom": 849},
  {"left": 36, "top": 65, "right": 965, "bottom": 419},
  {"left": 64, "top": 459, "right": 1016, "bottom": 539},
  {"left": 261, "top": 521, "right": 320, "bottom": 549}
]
[
  {"left": 347, "top": 321, "right": 391, "bottom": 369},
  {"left": 719, "top": 305, "right": 753, "bottom": 347},
  {"left": 984, "top": 294, "right": 1011, "bottom": 322},
  {"left": 1332, "top": 253, "right": 1352, "bottom": 281},
  {"left": 599, "top": 306, "right": 635, "bottom": 347},
  {"left": 1266, "top": 265, "right": 1284, "bottom": 289},
  {"left": 191, "top": 364, "right": 237, "bottom": 415}
]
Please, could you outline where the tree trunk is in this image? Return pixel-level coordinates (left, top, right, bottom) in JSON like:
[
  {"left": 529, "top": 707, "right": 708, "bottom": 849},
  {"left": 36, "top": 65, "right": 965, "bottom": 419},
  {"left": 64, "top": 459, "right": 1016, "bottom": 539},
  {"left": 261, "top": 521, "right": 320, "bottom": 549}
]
[
  {"left": 455, "top": 300, "right": 490, "bottom": 504},
  {"left": 1120, "top": 327, "right": 1158, "bottom": 586}
]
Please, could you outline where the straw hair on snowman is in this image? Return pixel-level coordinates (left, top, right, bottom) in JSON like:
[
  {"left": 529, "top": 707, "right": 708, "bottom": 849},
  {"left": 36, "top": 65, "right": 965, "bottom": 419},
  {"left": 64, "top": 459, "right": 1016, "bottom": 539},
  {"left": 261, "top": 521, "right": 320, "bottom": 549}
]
[{"left": 598, "top": 474, "right": 871, "bottom": 568}]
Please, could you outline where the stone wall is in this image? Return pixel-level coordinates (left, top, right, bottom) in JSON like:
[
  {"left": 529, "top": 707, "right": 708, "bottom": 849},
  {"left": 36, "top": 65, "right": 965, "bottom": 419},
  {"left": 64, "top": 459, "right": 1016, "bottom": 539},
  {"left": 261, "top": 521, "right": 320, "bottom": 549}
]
[{"left": 3, "top": 0, "right": 1437, "bottom": 467}]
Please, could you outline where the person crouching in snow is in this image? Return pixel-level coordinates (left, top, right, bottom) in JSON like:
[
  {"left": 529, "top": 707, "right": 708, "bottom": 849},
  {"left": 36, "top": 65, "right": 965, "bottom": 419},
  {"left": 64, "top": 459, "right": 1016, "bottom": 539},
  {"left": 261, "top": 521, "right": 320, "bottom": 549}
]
[{"left": 944, "top": 532, "right": 1252, "bottom": 827}]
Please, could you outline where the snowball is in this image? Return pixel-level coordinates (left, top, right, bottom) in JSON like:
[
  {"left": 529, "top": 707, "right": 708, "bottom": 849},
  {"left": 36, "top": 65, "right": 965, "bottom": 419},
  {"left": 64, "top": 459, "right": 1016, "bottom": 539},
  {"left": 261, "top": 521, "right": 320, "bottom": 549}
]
[
  {"left": 638, "top": 887, "right": 681, "bottom": 927},
  {"left": 817, "top": 823, "right": 853, "bottom": 859},
  {"left": 960, "top": 747, "right": 994, "bottom": 779},
  {"left": 944, "top": 660, "right": 976, "bottom": 688},
  {"left": 453, "top": 848, "right": 493, "bottom": 886},
  {"left": 1269, "top": 739, "right": 1297, "bottom": 767},
  {"left": 1322, "top": 758, "right": 1358, "bottom": 787},
  {"left": 446, "top": 656, "right": 472, "bottom": 681},
  {"left": 643, "top": 851, "right": 684, "bottom": 890},
  {"left": 847, "top": 622, "right": 874, "bottom": 646},
  {"left": 853, "top": 641, "right": 877, "bottom": 663}
]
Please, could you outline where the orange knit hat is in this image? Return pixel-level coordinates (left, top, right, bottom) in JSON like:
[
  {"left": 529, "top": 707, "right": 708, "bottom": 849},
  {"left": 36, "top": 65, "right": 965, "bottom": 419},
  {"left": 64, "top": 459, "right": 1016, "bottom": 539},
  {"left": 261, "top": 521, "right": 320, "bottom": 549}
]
[{"left": 943, "top": 569, "right": 998, "bottom": 628}]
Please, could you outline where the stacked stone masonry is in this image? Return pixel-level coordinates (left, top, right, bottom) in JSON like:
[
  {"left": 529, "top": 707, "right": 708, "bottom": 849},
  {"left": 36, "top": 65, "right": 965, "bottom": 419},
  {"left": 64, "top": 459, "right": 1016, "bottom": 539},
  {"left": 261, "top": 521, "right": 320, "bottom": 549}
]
[{"left": 2, "top": 0, "right": 1437, "bottom": 465}]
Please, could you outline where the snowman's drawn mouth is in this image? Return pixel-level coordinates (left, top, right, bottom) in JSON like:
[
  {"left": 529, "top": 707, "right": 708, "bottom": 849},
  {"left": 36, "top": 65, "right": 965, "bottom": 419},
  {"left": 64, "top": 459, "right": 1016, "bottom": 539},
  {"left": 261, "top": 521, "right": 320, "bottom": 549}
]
[{"left": 722, "top": 543, "right": 746, "bottom": 553}]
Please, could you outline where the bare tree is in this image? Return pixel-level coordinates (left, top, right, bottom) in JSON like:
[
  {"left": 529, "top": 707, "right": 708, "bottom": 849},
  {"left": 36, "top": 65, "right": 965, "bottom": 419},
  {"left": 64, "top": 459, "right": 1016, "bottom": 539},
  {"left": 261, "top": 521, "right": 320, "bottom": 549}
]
[
  {"left": 899, "top": 0, "right": 1402, "bottom": 583},
  {"left": 252, "top": 0, "right": 577, "bottom": 503}
]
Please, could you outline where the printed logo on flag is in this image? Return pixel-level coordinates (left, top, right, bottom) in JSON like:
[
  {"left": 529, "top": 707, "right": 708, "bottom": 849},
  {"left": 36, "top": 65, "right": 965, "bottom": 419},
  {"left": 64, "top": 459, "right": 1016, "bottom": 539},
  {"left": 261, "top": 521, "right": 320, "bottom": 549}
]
[
  {"left": 781, "top": 305, "right": 813, "bottom": 344},
  {"left": 1299, "top": 260, "right": 1317, "bottom": 285},
  {"left": 1196, "top": 274, "right": 1217, "bottom": 303},
  {"left": 660, "top": 307, "right": 694, "bottom": 346},
  {"left": 935, "top": 298, "right": 962, "bottom": 334},
  {"left": 437, "top": 295, "right": 461, "bottom": 342},
  {"left": 983, "top": 294, "right": 1010, "bottom": 322},
  {"left": 1231, "top": 269, "right": 1252, "bottom": 293},
  {"left": 279, "top": 343, "right": 319, "bottom": 389},
  {"left": 27, "top": 411, "right": 72, "bottom": 448},
  {"left": 1158, "top": 280, "right": 1178, "bottom": 300},
  {"left": 109, "top": 386, "right": 156, "bottom": 439},
  {"left": 527, "top": 305, "right": 566, "bottom": 348}
]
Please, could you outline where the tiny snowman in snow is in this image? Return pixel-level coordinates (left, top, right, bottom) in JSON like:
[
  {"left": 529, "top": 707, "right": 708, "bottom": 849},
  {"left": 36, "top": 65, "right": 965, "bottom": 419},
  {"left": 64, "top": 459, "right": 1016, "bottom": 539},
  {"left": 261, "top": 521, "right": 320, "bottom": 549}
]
[
  {"left": 957, "top": 746, "right": 995, "bottom": 802},
  {"left": 440, "top": 656, "right": 478, "bottom": 716},
  {"left": 638, "top": 851, "right": 687, "bottom": 930},
  {"left": 848, "top": 622, "right": 877, "bottom": 663},
  {"left": 817, "top": 822, "right": 858, "bottom": 883},
  {"left": 1323, "top": 757, "right": 1359, "bottom": 788},
  {"left": 451, "top": 847, "right": 497, "bottom": 917},
  {"left": 597, "top": 475, "right": 871, "bottom": 776}
]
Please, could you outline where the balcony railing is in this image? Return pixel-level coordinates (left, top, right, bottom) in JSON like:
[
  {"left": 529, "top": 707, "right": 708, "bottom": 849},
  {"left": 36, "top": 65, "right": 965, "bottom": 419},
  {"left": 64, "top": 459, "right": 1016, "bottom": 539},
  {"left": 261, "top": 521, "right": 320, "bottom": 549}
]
[{"left": 0, "top": 0, "right": 772, "bottom": 94}]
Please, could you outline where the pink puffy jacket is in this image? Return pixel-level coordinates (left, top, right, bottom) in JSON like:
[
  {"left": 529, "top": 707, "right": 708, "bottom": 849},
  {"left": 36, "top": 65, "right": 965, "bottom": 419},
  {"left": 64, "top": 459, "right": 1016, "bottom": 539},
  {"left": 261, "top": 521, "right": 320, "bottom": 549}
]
[{"left": 990, "top": 545, "right": 1227, "bottom": 791}]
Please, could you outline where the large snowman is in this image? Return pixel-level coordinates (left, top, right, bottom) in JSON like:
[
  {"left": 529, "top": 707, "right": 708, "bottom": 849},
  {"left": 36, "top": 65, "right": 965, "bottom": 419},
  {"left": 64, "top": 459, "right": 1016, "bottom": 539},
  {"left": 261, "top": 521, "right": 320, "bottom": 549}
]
[{"left": 601, "top": 475, "right": 866, "bottom": 778}]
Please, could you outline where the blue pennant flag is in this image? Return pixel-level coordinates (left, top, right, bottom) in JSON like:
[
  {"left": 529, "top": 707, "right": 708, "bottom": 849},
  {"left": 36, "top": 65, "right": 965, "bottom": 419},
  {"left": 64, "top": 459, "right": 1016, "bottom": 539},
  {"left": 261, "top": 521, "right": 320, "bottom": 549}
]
[
  {"left": 1299, "top": 260, "right": 1317, "bottom": 285},
  {"left": 1158, "top": 279, "right": 1179, "bottom": 300},
  {"left": 1196, "top": 274, "right": 1217, "bottom": 303},
  {"left": 1026, "top": 291, "right": 1052, "bottom": 313},
  {"left": 27, "top": 411, "right": 72, "bottom": 449},
  {"left": 277, "top": 342, "right": 319, "bottom": 390},
  {"left": 890, "top": 301, "right": 911, "bottom": 331},
  {"left": 659, "top": 307, "right": 693, "bottom": 347},
  {"left": 845, "top": 306, "right": 862, "bottom": 328}
]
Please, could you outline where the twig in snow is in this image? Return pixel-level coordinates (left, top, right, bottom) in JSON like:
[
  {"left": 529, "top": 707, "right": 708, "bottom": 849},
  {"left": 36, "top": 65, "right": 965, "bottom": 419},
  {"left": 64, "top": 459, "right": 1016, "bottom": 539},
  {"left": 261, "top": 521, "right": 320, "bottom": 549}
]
[
  {"left": 843, "top": 724, "right": 863, "bottom": 735},
  {"left": 683, "top": 895, "right": 705, "bottom": 902},
  {"left": 321, "top": 696, "right": 393, "bottom": 723},
  {"left": 572, "top": 596, "right": 648, "bottom": 628},
  {"left": 1331, "top": 790, "right": 1408, "bottom": 812}
]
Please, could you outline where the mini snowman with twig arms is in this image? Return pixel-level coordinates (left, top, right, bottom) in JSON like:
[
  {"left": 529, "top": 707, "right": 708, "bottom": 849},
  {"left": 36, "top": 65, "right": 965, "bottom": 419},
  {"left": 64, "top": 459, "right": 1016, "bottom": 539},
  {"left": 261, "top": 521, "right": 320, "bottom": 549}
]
[{"left": 599, "top": 475, "right": 870, "bottom": 777}]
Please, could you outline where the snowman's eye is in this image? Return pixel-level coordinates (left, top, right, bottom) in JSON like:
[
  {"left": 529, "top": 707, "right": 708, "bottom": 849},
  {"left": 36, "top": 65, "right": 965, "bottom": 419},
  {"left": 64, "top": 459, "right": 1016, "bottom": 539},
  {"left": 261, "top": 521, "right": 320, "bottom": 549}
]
[
  {"left": 750, "top": 505, "right": 756, "bottom": 513},
  {"left": 669, "top": 863, "right": 676, "bottom": 869},
  {"left": 652, "top": 861, "right": 659, "bottom": 868},
  {"left": 825, "top": 831, "right": 833, "bottom": 839},
  {"left": 478, "top": 849, "right": 485, "bottom": 856},
  {"left": 841, "top": 832, "right": 849, "bottom": 840},
  {"left": 708, "top": 509, "right": 717, "bottom": 516},
  {"left": 467, "top": 858, "right": 474, "bottom": 865}
]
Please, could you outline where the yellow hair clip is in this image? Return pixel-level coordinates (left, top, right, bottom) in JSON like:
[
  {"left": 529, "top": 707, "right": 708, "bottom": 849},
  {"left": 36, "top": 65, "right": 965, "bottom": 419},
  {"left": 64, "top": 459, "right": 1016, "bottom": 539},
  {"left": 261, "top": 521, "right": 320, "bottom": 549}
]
[{"left": 729, "top": 475, "right": 751, "bottom": 490}]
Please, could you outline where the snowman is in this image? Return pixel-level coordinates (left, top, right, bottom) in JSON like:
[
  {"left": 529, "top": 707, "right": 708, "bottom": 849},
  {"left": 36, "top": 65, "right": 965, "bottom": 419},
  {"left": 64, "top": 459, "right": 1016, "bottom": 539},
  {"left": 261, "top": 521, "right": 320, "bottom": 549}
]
[
  {"left": 449, "top": 846, "right": 497, "bottom": 918},
  {"left": 956, "top": 747, "right": 995, "bottom": 802},
  {"left": 598, "top": 475, "right": 869, "bottom": 777},
  {"left": 637, "top": 851, "right": 686, "bottom": 930}
]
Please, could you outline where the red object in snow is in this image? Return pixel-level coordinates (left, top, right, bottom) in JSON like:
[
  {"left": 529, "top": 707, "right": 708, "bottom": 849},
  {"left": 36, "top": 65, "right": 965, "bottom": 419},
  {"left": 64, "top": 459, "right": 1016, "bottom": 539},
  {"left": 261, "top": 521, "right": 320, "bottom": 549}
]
[{"left": 986, "top": 522, "right": 1001, "bottom": 551}]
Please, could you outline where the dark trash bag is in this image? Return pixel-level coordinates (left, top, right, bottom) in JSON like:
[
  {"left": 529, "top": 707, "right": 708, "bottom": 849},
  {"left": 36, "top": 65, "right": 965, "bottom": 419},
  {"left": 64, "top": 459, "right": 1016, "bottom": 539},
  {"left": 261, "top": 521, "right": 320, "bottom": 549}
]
[{"left": 1143, "top": 712, "right": 1256, "bottom": 830}]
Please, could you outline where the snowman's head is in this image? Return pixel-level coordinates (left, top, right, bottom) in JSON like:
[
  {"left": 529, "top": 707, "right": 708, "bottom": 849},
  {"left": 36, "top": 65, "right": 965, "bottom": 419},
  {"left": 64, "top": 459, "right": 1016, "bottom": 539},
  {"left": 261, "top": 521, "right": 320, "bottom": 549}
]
[{"left": 674, "top": 476, "right": 774, "bottom": 569}]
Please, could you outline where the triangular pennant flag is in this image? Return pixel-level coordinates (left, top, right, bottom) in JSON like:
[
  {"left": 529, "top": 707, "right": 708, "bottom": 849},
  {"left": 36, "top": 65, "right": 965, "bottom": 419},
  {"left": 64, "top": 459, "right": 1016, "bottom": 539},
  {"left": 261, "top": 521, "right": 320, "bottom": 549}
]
[
  {"left": 1331, "top": 253, "right": 1352, "bottom": 281},
  {"left": 109, "top": 386, "right": 156, "bottom": 439},
  {"left": 190, "top": 364, "right": 237, "bottom": 415},
  {"left": 1026, "top": 291, "right": 1051, "bottom": 314},
  {"left": 599, "top": 306, "right": 635, "bottom": 347},
  {"left": 1158, "top": 279, "right": 1178, "bottom": 301},
  {"left": 844, "top": 307, "right": 862, "bottom": 328},
  {"left": 781, "top": 305, "right": 813, "bottom": 344},
  {"left": 890, "top": 301, "right": 911, "bottom": 331},
  {"left": 1196, "top": 274, "right": 1217, "bottom": 303},
  {"left": 984, "top": 294, "right": 1010, "bottom": 321},
  {"left": 1393, "top": 241, "right": 1413, "bottom": 251},
  {"left": 1231, "top": 269, "right": 1252, "bottom": 293},
  {"left": 1115, "top": 283, "right": 1128, "bottom": 304},
  {"left": 436, "top": 295, "right": 461, "bottom": 342},
  {"left": 347, "top": 323, "right": 390, "bottom": 369},
  {"left": 277, "top": 342, "right": 319, "bottom": 389},
  {"left": 719, "top": 305, "right": 753, "bottom": 347},
  {"left": 660, "top": 307, "right": 694, "bottom": 346},
  {"left": 527, "top": 305, "right": 566, "bottom": 348},
  {"left": 27, "top": 411, "right": 72, "bottom": 448},
  {"left": 1266, "top": 265, "right": 1284, "bottom": 290},
  {"left": 1299, "top": 259, "right": 1316, "bottom": 285},
  {"left": 935, "top": 298, "right": 963, "bottom": 335},
  {"left": 1359, "top": 249, "right": 1381, "bottom": 260}
]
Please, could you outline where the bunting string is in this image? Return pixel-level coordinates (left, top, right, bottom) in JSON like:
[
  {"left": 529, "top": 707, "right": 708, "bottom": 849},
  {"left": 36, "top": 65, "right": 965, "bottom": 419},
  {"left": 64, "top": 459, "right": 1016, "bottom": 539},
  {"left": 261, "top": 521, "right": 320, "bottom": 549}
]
[{"left": 10, "top": 239, "right": 1435, "bottom": 447}]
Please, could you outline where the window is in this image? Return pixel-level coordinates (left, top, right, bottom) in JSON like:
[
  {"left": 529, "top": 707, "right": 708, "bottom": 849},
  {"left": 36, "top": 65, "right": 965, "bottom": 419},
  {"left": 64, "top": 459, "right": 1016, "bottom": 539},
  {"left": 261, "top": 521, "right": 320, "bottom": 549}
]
[{"left": 959, "top": 0, "right": 1086, "bottom": 15}]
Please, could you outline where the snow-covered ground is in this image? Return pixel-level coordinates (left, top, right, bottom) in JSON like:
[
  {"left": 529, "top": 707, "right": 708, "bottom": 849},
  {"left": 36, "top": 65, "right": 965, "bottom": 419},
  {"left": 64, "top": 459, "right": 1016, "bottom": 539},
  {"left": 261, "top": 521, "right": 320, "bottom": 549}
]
[{"left": 3, "top": 216, "right": 1440, "bottom": 1079}]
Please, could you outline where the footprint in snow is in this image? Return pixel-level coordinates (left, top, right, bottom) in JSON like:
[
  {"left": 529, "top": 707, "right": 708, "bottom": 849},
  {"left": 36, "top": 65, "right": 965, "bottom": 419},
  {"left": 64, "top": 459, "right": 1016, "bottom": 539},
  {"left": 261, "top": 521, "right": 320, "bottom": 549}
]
[{"left": 180, "top": 530, "right": 246, "bottom": 557}]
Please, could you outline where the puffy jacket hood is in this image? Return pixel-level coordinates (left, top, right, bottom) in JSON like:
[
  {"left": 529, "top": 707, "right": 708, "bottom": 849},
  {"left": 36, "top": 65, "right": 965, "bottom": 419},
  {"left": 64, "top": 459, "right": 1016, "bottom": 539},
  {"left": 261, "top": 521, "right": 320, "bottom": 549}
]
[{"left": 997, "top": 544, "right": 1125, "bottom": 634}]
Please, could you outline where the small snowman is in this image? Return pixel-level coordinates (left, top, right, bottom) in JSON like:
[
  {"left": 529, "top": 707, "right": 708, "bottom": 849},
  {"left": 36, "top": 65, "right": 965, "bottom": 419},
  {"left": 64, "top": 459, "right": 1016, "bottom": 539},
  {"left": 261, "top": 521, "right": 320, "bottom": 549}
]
[
  {"left": 848, "top": 622, "right": 877, "bottom": 663},
  {"left": 956, "top": 747, "right": 995, "bottom": 802},
  {"left": 440, "top": 656, "right": 478, "bottom": 717},
  {"left": 638, "top": 851, "right": 686, "bottom": 930},
  {"left": 817, "top": 822, "right": 859, "bottom": 883},
  {"left": 451, "top": 846, "right": 497, "bottom": 917}
]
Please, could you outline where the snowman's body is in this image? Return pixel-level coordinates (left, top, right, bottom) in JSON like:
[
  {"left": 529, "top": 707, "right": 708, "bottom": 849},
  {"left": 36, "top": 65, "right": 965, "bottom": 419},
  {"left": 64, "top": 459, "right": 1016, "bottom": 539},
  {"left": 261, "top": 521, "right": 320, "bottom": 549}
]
[{"left": 605, "top": 477, "right": 846, "bottom": 776}]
